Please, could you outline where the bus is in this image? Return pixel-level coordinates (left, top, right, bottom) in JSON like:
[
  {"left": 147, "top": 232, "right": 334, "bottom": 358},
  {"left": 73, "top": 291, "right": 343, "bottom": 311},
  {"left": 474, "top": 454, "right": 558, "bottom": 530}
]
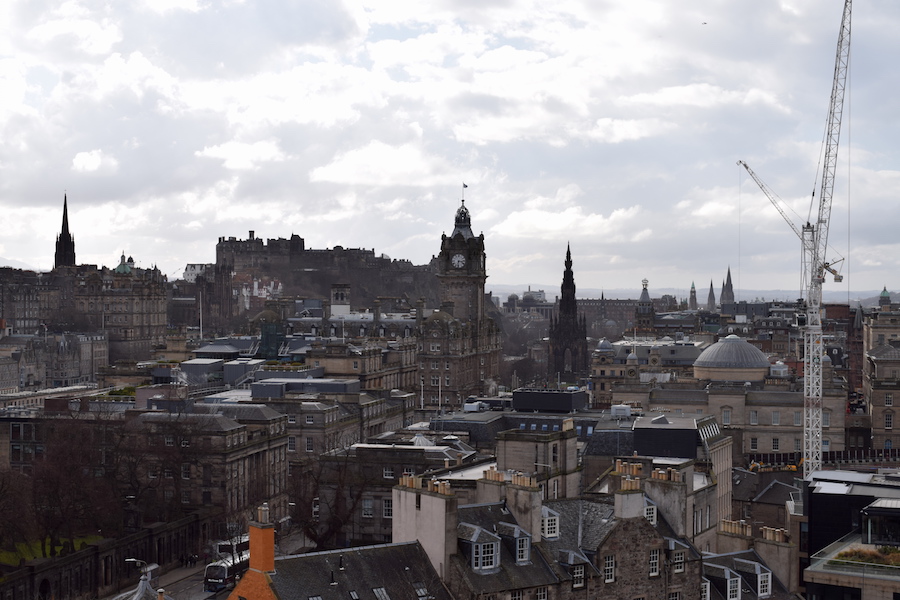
[{"left": 203, "top": 550, "right": 249, "bottom": 592}]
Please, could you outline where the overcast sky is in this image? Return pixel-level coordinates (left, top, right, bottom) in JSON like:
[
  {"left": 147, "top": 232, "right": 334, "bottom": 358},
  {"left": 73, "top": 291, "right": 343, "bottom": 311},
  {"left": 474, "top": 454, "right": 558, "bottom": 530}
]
[{"left": 1, "top": 0, "right": 897, "bottom": 301}]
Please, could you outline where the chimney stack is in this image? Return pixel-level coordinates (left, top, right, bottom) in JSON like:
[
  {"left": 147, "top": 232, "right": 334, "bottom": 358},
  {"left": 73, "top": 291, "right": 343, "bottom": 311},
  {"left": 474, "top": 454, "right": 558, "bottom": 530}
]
[{"left": 248, "top": 502, "right": 276, "bottom": 574}]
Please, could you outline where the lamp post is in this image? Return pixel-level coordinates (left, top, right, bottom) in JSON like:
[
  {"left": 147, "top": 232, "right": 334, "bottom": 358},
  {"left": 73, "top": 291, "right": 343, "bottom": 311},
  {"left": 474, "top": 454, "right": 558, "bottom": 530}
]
[{"left": 125, "top": 558, "right": 156, "bottom": 589}]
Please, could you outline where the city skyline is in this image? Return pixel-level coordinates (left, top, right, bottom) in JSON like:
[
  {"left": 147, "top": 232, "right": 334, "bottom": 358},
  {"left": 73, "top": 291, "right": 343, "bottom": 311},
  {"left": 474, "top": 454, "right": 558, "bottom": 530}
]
[{"left": 2, "top": 1, "right": 899, "bottom": 294}]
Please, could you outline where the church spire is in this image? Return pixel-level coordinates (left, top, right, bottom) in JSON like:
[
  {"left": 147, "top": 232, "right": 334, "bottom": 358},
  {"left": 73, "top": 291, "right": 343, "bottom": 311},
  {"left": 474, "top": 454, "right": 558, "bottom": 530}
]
[{"left": 54, "top": 194, "right": 76, "bottom": 269}]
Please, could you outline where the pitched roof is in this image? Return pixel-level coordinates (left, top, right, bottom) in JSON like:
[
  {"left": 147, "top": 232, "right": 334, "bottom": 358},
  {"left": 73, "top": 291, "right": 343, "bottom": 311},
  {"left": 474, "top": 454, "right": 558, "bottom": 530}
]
[{"left": 266, "top": 542, "right": 453, "bottom": 600}]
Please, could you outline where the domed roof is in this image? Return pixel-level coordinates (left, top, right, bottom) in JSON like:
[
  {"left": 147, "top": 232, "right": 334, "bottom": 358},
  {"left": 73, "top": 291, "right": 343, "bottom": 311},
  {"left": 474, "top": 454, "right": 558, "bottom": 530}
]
[
  {"left": 597, "top": 338, "right": 613, "bottom": 350},
  {"left": 694, "top": 335, "right": 770, "bottom": 369}
]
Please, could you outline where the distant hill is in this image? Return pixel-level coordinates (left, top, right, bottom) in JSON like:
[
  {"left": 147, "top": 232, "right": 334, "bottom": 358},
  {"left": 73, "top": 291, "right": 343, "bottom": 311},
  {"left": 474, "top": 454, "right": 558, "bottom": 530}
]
[{"left": 0, "top": 257, "right": 37, "bottom": 270}]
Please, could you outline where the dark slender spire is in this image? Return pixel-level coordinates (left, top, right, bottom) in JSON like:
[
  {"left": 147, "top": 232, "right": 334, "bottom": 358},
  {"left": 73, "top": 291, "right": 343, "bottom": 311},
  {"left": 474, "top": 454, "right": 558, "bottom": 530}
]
[{"left": 54, "top": 194, "right": 76, "bottom": 268}]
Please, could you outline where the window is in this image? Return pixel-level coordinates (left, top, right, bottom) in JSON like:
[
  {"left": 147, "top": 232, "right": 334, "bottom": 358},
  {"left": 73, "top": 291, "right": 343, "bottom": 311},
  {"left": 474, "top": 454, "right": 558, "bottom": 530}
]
[
  {"left": 772, "top": 411, "right": 780, "bottom": 426},
  {"left": 722, "top": 409, "right": 731, "bottom": 426},
  {"left": 165, "top": 435, "right": 174, "bottom": 447},
  {"left": 306, "top": 415, "right": 314, "bottom": 424},
  {"left": 887, "top": 413, "right": 894, "bottom": 430},
  {"left": 430, "top": 343, "right": 441, "bottom": 352},
  {"left": 306, "top": 437, "right": 314, "bottom": 452},
  {"left": 649, "top": 548, "right": 660, "bottom": 576},
  {"left": 728, "top": 577, "right": 739, "bottom": 600},
  {"left": 511, "top": 592, "right": 523, "bottom": 600},
  {"left": 164, "top": 468, "right": 173, "bottom": 479},
  {"left": 823, "top": 411, "right": 831, "bottom": 427},
  {"left": 181, "top": 491, "right": 190, "bottom": 504},
  {"left": 473, "top": 542, "right": 498, "bottom": 569},
  {"left": 750, "top": 437, "right": 758, "bottom": 451},
  {"left": 887, "top": 393, "right": 894, "bottom": 407},
  {"left": 603, "top": 555, "right": 615, "bottom": 582},
  {"left": 431, "top": 376, "right": 439, "bottom": 386},
  {"left": 431, "top": 361, "right": 439, "bottom": 370},
  {"left": 701, "top": 580, "right": 711, "bottom": 600},
  {"left": 673, "top": 550, "right": 685, "bottom": 573},
  {"left": 383, "top": 498, "right": 393, "bottom": 519},
  {"left": 288, "top": 436, "right": 296, "bottom": 452},
  {"left": 383, "top": 467, "right": 394, "bottom": 479},
  {"left": 516, "top": 537, "right": 529, "bottom": 563},
  {"left": 541, "top": 516, "right": 559, "bottom": 538},
  {"left": 403, "top": 466, "right": 415, "bottom": 476},
  {"left": 288, "top": 415, "right": 296, "bottom": 424},
  {"left": 668, "top": 593, "right": 681, "bottom": 600},
  {"left": 181, "top": 463, "right": 190, "bottom": 480},
  {"left": 749, "top": 410, "right": 758, "bottom": 425},
  {"left": 795, "top": 438, "right": 802, "bottom": 452},
  {"left": 362, "top": 498, "right": 373, "bottom": 518},
  {"left": 535, "top": 588, "right": 547, "bottom": 600},
  {"left": 181, "top": 438, "right": 190, "bottom": 448},
  {"left": 644, "top": 505, "right": 657, "bottom": 525},
  {"left": 772, "top": 438, "right": 780, "bottom": 451},
  {"left": 758, "top": 572, "right": 771, "bottom": 597},
  {"left": 373, "top": 588, "right": 390, "bottom": 600},
  {"left": 572, "top": 564, "right": 585, "bottom": 588},
  {"left": 794, "top": 411, "right": 802, "bottom": 426},
  {"left": 887, "top": 439, "right": 893, "bottom": 450}
]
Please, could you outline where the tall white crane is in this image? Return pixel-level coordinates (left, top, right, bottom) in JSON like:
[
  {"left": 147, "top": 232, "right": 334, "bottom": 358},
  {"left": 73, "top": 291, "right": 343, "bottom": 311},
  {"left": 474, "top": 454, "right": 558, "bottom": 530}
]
[{"left": 739, "top": 0, "right": 851, "bottom": 478}]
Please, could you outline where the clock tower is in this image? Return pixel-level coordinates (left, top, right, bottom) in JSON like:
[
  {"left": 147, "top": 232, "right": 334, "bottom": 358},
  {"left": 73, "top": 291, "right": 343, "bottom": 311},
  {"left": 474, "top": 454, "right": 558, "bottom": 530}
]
[
  {"left": 419, "top": 198, "right": 501, "bottom": 409},
  {"left": 437, "top": 200, "right": 486, "bottom": 323}
]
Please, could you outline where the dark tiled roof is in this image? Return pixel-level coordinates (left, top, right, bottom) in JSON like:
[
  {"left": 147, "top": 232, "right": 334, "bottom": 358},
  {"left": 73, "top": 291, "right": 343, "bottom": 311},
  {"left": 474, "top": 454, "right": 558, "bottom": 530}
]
[
  {"left": 270, "top": 542, "right": 452, "bottom": 600},
  {"left": 583, "top": 430, "right": 634, "bottom": 457},
  {"left": 195, "top": 402, "right": 283, "bottom": 422},
  {"left": 704, "top": 550, "right": 793, "bottom": 600},
  {"left": 753, "top": 480, "right": 799, "bottom": 505},
  {"left": 454, "top": 503, "right": 559, "bottom": 593}
]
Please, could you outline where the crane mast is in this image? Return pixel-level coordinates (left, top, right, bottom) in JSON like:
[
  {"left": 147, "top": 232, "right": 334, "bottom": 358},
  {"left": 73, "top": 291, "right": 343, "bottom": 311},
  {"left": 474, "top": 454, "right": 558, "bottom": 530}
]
[
  {"left": 803, "top": 0, "right": 851, "bottom": 478},
  {"left": 739, "top": 0, "right": 851, "bottom": 478}
]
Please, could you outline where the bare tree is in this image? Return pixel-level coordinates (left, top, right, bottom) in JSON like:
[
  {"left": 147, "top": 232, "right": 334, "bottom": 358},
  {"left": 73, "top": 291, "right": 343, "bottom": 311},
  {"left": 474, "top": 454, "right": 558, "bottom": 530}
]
[{"left": 289, "top": 447, "right": 378, "bottom": 550}]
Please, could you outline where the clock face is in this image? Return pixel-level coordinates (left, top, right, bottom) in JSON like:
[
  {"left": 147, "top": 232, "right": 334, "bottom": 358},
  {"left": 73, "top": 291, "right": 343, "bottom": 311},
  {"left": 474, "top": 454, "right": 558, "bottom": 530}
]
[{"left": 451, "top": 254, "right": 466, "bottom": 268}]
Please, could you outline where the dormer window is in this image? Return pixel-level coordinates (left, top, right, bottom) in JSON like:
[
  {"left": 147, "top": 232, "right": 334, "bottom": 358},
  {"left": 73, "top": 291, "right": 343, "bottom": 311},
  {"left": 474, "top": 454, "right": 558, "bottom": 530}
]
[
  {"left": 541, "top": 506, "right": 560, "bottom": 539},
  {"left": 644, "top": 505, "right": 657, "bottom": 525},
  {"left": 516, "top": 536, "right": 530, "bottom": 563},
  {"left": 473, "top": 541, "right": 498, "bottom": 570},
  {"left": 541, "top": 516, "right": 558, "bottom": 538},
  {"left": 572, "top": 564, "right": 585, "bottom": 588}
]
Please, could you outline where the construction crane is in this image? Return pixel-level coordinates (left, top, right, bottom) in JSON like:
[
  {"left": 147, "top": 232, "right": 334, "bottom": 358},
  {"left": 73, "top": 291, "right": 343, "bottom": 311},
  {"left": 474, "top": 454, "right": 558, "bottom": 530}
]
[
  {"left": 738, "top": 0, "right": 851, "bottom": 478},
  {"left": 737, "top": 161, "right": 845, "bottom": 282}
]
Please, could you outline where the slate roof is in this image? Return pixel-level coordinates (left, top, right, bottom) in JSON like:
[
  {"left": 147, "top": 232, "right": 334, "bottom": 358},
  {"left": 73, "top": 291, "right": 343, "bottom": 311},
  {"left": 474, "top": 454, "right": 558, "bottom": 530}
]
[
  {"left": 704, "top": 550, "right": 793, "bottom": 600},
  {"left": 542, "top": 497, "right": 616, "bottom": 553},
  {"left": 753, "top": 479, "right": 799, "bottom": 505},
  {"left": 582, "top": 429, "right": 634, "bottom": 457},
  {"left": 453, "top": 503, "right": 559, "bottom": 594},
  {"left": 270, "top": 542, "right": 453, "bottom": 600},
  {"left": 134, "top": 412, "right": 243, "bottom": 432},
  {"left": 194, "top": 402, "right": 284, "bottom": 423}
]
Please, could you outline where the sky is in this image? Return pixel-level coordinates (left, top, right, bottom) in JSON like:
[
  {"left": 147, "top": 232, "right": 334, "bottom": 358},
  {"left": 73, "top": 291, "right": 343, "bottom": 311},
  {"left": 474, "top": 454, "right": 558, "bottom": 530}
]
[{"left": 1, "top": 0, "right": 898, "bottom": 302}]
